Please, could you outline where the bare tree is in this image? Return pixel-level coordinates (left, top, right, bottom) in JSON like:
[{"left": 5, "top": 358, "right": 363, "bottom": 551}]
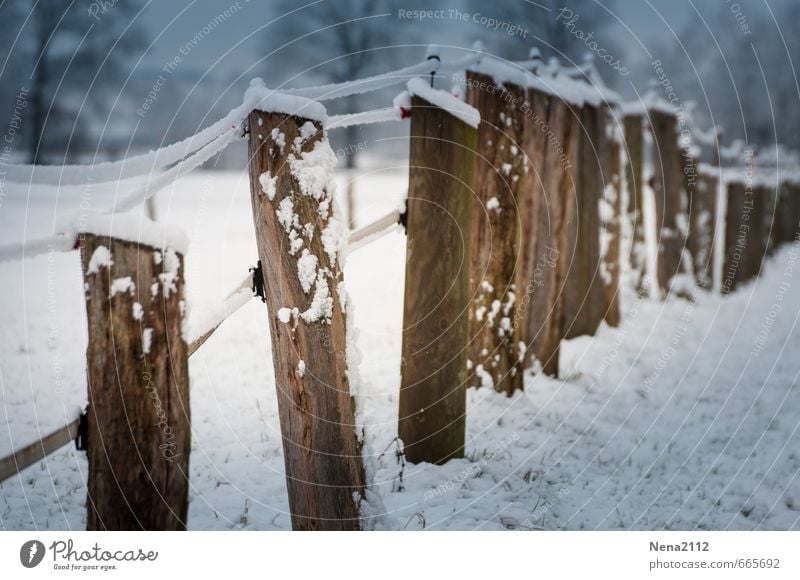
[
  {"left": 18, "top": 0, "right": 145, "bottom": 163},
  {"left": 264, "top": 0, "right": 412, "bottom": 228}
]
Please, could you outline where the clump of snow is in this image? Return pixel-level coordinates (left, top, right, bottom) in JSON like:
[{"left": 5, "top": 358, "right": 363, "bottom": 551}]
[
  {"left": 132, "top": 302, "right": 143, "bottom": 321},
  {"left": 276, "top": 198, "right": 299, "bottom": 234},
  {"left": 76, "top": 209, "right": 189, "bottom": 255},
  {"left": 87, "top": 246, "right": 113, "bottom": 274},
  {"left": 296, "top": 360, "right": 306, "bottom": 378},
  {"left": 258, "top": 171, "right": 278, "bottom": 201},
  {"left": 406, "top": 78, "right": 480, "bottom": 128},
  {"left": 142, "top": 328, "right": 153, "bottom": 354},
  {"left": 297, "top": 250, "right": 318, "bottom": 294},
  {"left": 277, "top": 307, "right": 293, "bottom": 324},
  {"left": 300, "top": 272, "right": 334, "bottom": 325},
  {"left": 245, "top": 78, "right": 328, "bottom": 124},
  {"left": 486, "top": 197, "right": 501, "bottom": 212},
  {"left": 109, "top": 276, "right": 135, "bottom": 297},
  {"left": 289, "top": 140, "right": 338, "bottom": 202},
  {"left": 157, "top": 248, "right": 181, "bottom": 298},
  {"left": 270, "top": 128, "right": 286, "bottom": 154},
  {"left": 320, "top": 216, "right": 345, "bottom": 269}
]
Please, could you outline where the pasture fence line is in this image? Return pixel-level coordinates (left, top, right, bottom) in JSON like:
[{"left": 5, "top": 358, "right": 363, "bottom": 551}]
[{"left": 2, "top": 44, "right": 799, "bottom": 532}]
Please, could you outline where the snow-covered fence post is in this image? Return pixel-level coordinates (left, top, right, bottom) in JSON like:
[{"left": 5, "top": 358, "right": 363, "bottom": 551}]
[
  {"left": 519, "top": 87, "right": 580, "bottom": 377},
  {"left": 687, "top": 166, "right": 719, "bottom": 290},
  {"left": 245, "top": 92, "right": 365, "bottom": 530},
  {"left": 648, "top": 108, "right": 691, "bottom": 297},
  {"left": 398, "top": 80, "right": 478, "bottom": 464},
  {"left": 602, "top": 108, "right": 623, "bottom": 327},
  {"left": 563, "top": 103, "right": 606, "bottom": 338},
  {"left": 623, "top": 111, "right": 648, "bottom": 295},
  {"left": 80, "top": 225, "right": 190, "bottom": 531},
  {"left": 722, "top": 179, "right": 763, "bottom": 293},
  {"left": 464, "top": 70, "right": 526, "bottom": 394}
]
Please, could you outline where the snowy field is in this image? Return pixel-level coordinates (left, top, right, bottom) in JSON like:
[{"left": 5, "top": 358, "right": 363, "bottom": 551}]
[{"left": 1, "top": 169, "right": 799, "bottom": 531}]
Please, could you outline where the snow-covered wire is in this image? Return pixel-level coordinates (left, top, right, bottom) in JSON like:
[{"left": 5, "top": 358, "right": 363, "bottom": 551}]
[
  {"left": 110, "top": 127, "right": 239, "bottom": 214},
  {"left": 284, "top": 59, "right": 440, "bottom": 102},
  {"left": 4, "top": 104, "right": 249, "bottom": 187},
  {"left": 327, "top": 107, "right": 404, "bottom": 129},
  {"left": 0, "top": 232, "right": 77, "bottom": 264},
  {"left": 348, "top": 209, "right": 403, "bottom": 253},
  {"left": 283, "top": 52, "right": 480, "bottom": 102},
  {"left": 187, "top": 274, "right": 255, "bottom": 356}
]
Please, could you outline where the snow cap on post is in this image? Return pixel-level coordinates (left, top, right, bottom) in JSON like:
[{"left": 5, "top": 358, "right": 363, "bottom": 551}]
[
  {"left": 244, "top": 78, "right": 327, "bottom": 125},
  {"left": 406, "top": 77, "right": 480, "bottom": 128},
  {"left": 75, "top": 210, "right": 190, "bottom": 255}
]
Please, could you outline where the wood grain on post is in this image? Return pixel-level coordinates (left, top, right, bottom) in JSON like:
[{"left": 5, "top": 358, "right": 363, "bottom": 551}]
[
  {"left": 649, "top": 109, "right": 690, "bottom": 296},
  {"left": 623, "top": 113, "right": 647, "bottom": 295},
  {"left": 81, "top": 234, "right": 190, "bottom": 531},
  {"left": 520, "top": 91, "right": 580, "bottom": 377},
  {"left": 398, "top": 94, "right": 475, "bottom": 464},
  {"left": 602, "top": 109, "right": 622, "bottom": 327},
  {"left": 563, "top": 104, "right": 605, "bottom": 339},
  {"left": 247, "top": 110, "right": 364, "bottom": 530},
  {"left": 465, "top": 72, "right": 526, "bottom": 395}
]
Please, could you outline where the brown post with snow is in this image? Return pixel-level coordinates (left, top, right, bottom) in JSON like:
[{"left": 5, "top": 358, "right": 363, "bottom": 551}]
[
  {"left": 687, "top": 165, "right": 718, "bottom": 290},
  {"left": 602, "top": 108, "right": 622, "bottom": 327},
  {"left": 246, "top": 106, "right": 365, "bottom": 530},
  {"left": 81, "top": 233, "right": 190, "bottom": 530},
  {"left": 519, "top": 88, "right": 580, "bottom": 377},
  {"left": 465, "top": 71, "right": 526, "bottom": 395},
  {"left": 623, "top": 113, "right": 647, "bottom": 295},
  {"left": 649, "top": 109, "right": 690, "bottom": 297},
  {"left": 398, "top": 89, "right": 476, "bottom": 464},
  {"left": 563, "top": 103, "right": 605, "bottom": 338}
]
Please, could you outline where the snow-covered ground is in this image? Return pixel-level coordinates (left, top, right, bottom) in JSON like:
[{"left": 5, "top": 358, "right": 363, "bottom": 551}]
[{"left": 1, "top": 170, "right": 799, "bottom": 530}]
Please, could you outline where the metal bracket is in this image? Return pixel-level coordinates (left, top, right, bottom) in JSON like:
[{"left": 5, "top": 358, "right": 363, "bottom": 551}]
[
  {"left": 251, "top": 260, "right": 267, "bottom": 303},
  {"left": 75, "top": 408, "right": 89, "bottom": 452}
]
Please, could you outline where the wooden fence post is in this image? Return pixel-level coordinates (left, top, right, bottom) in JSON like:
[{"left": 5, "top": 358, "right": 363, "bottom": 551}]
[
  {"left": 649, "top": 109, "right": 691, "bottom": 297},
  {"left": 623, "top": 113, "right": 647, "bottom": 295},
  {"left": 517, "top": 89, "right": 580, "bottom": 377},
  {"left": 563, "top": 103, "right": 605, "bottom": 338},
  {"left": 687, "top": 167, "right": 718, "bottom": 290},
  {"left": 246, "top": 105, "right": 365, "bottom": 530},
  {"left": 722, "top": 180, "right": 762, "bottom": 293},
  {"left": 602, "top": 108, "right": 623, "bottom": 327},
  {"left": 465, "top": 71, "right": 526, "bottom": 395},
  {"left": 398, "top": 89, "right": 477, "bottom": 464},
  {"left": 81, "top": 231, "right": 190, "bottom": 530}
]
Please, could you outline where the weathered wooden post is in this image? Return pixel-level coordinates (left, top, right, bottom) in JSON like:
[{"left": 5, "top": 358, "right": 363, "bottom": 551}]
[
  {"left": 687, "top": 165, "right": 719, "bottom": 290},
  {"left": 465, "top": 70, "right": 526, "bottom": 394},
  {"left": 80, "top": 223, "right": 190, "bottom": 530},
  {"left": 601, "top": 109, "right": 623, "bottom": 327},
  {"left": 623, "top": 111, "right": 647, "bottom": 295},
  {"left": 246, "top": 93, "right": 365, "bottom": 530},
  {"left": 518, "top": 85, "right": 580, "bottom": 377},
  {"left": 563, "top": 102, "right": 605, "bottom": 338},
  {"left": 722, "top": 178, "right": 761, "bottom": 293},
  {"left": 398, "top": 79, "right": 478, "bottom": 464},
  {"left": 649, "top": 108, "right": 691, "bottom": 296}
]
